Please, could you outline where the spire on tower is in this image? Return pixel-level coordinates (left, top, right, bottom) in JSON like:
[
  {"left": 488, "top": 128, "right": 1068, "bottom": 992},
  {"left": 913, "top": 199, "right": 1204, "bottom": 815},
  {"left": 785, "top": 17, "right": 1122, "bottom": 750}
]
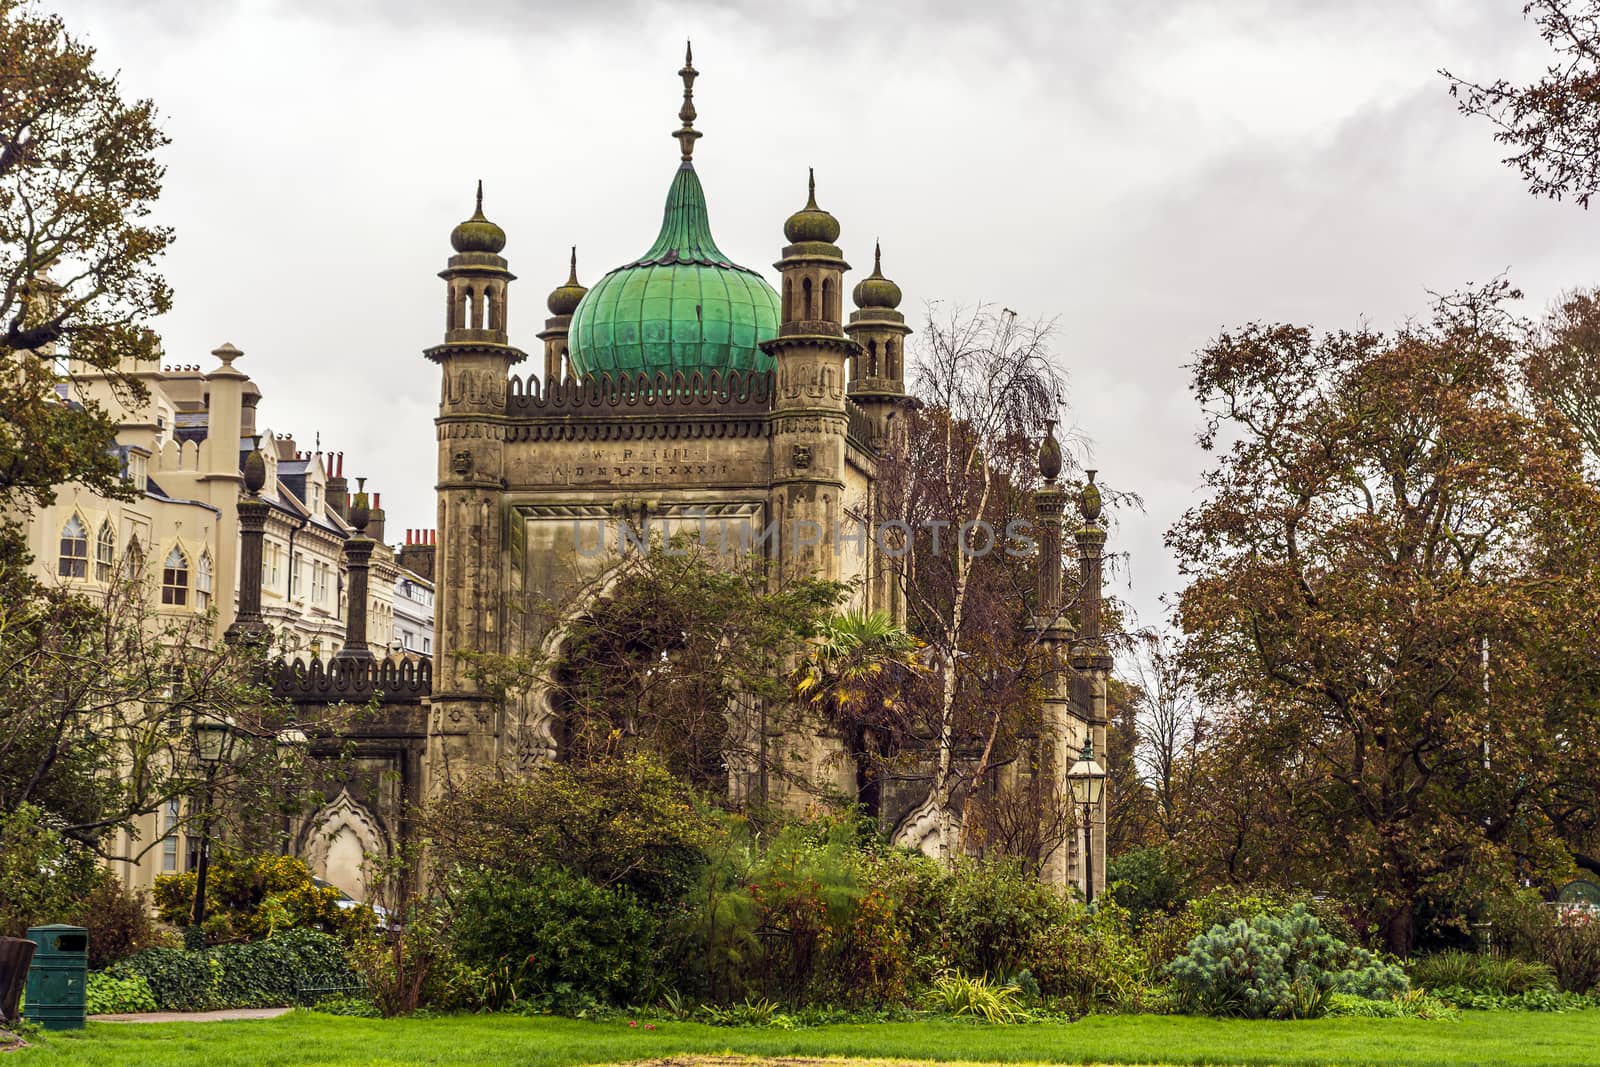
[{"left": 674, "top": 40, "right": 702, "bottom": 162}]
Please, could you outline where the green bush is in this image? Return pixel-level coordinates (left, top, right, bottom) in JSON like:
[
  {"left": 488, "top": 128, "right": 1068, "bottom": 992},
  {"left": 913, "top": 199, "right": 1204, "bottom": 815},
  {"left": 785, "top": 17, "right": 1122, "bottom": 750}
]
[
  {"left": 1408, "top": 950, "right": 1556, "bottom": 996},
  {"left": 1325, "top": 990, "right": 1458, "bottom": 1019},
  {"left": 449, "top": 865, "right": 657, "bottom": 1010},
  {"left": 1026, "top": 898, "right": 1152, "bottom": 1015},
  {"left": 1168, "top": 903, "right": 1407, "bottom": 1019},
  {"left": 0, "top": 803, "right": 102, "bottom": 939},
  {"left": 152, "top": 854, "right": 375, "bottom": 945},
  {"left": 1105, "top": 846, "right": 1190, "bottom": 923},
  {"left": 106, "top": 928, "right": 354, "bottom": 1010},
  {"left": 1492, "top": 897, "right": 1600, "bottom": 994},
  {"left": 939, "top": 858, "right": 1070, "bottom": 978},
  {"left": 104, "top": 947, "right": 214, "bottom": 1011},
  {"left": 84, "top": 972, "right": 157, "bottom": 1015}
]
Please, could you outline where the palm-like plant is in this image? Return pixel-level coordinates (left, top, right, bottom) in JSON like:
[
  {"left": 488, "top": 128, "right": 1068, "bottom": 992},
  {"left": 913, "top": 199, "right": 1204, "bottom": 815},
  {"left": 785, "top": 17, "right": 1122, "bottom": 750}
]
[{"left": 793, "top": 608, "right": 925, "bottom": 718}]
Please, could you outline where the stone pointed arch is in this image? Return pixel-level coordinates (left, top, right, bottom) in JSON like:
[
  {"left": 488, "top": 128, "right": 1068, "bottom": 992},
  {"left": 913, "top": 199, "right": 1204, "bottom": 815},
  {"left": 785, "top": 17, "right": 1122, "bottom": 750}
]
[{"left": 301, "top": 788, "right": 387, "bottom": 902}]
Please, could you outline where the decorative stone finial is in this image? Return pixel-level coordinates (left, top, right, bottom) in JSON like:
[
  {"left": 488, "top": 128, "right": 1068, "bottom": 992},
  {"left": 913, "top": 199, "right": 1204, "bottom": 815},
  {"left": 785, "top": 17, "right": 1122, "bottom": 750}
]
[
  {"left": 674, "top": 40, "right": 702, "bottom": 162},
  {"left": 243, "top": 434, "right": 266, "bottom": 495},
  {"left": 349, "top": 476, "right": 371, "bottom": 534},
  {"left": 211, "top": 342, "right": 243, "bottom": 368},
  {"left": 475, "top": 178, "right": 483, "bottom": 215},
  {"left": 1039, "top": 420, "right": 1063, "bottom": 482},
  {"left": 1079, "top": 469, "right": 1102, "bottom": 523}
]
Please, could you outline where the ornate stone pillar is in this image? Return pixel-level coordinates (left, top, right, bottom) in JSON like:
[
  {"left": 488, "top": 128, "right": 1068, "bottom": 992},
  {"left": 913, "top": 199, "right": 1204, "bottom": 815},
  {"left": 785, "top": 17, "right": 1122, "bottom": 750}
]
[
  {"left": 225, "top": 439, "right": 272, "bottom": 647},
  {"left": 335, "top": 483, "right": 376, "bottom": 664}
]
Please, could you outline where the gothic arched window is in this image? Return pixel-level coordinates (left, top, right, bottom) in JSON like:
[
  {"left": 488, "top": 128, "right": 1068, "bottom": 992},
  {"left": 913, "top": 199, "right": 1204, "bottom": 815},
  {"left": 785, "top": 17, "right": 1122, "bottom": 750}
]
[
  {"left": 124, "top": 536, "right": 144, "bottom": 581},
  {"left": 161, "top": 546, "right": 189, "bottom": 606},
  {"left": 58, "top": 515, "right": 88, "bottom": 578},
  {"left": 196, "top": 552, "right": 213, "bottom": 611},
  {"left": 95, "top": 521, "right": 115, "bottom": 582}
]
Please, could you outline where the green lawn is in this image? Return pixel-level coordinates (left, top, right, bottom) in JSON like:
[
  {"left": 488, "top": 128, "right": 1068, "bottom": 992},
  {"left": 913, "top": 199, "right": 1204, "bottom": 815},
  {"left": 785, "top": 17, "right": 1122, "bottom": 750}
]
[{"left": 11, "top": 1010, "right": 1600, "bottom": 1067}]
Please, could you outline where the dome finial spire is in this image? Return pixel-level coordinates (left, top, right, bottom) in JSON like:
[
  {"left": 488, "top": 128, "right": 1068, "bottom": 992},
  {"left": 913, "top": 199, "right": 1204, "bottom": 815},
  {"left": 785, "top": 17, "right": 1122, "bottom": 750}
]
[
  {"left": 567, "top": 245, "right": 579, "bottom": 285},
  {"left": 807, "top": 167, "right": 817, "bottom": 209},
  {"left": 474, "top": 179, "right": 483, "bottom": 216},
  {"left": 873, "top": 240, "right": 882, "bottom": 274},
  {"left": 674, "top": 40, "right": 702, "bottom": 162}
]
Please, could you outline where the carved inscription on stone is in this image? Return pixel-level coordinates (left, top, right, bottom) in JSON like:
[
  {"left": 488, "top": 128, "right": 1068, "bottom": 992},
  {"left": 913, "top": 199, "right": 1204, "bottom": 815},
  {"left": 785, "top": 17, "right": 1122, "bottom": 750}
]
[{"left": 508, "top": 442, "right": 751, "bottom": 486}]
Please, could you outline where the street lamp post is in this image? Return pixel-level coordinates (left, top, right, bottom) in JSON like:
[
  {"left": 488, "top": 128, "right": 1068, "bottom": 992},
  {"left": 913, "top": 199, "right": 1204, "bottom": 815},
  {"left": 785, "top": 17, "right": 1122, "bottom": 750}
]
[
  {"left": 1066, "top": 736, "right": 1106, "bottom": 905},
  {"left": 187, "top": 713, "right": 236, "bottom": 951}
]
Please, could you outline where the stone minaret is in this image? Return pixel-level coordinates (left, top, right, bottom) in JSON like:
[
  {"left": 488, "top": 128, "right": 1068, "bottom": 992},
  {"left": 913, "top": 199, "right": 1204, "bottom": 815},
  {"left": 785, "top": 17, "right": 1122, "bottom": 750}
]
[
  {"left": 536, "top": 248, "right": 586, "bottom": 383},
  {"left": 844, "top": 242, "right": 916, "bottom": 622},
  {"left": 761, "top": 170, "right": 859, "bottom": 584},
  {"left": 424, "top": 183, "right": 526, "bottom": 791},
  {"left": 1072, "top": 470, "right": 1111, "bottom": 899},
  {"left": 843, "top": 243, "right": 913, "bottom": 454},
  {"left": 1026, "top": 425, "right": 1078, "bottom": 885}
]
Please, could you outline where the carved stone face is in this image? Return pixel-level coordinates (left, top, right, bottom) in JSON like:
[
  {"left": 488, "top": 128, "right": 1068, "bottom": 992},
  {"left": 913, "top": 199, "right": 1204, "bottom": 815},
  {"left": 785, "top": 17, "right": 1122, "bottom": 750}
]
[
  {"left": 792, "top": 444, "right": 811, "bottom": 470},
  {"left": 452, "top": 450, "right": 473, "bottom": 476}
]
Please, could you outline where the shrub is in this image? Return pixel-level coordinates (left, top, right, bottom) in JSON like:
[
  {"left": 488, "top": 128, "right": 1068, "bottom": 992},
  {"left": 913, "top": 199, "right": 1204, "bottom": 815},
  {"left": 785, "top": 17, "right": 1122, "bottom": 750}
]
[
  {"left": 72, "top": 877, "right": 155, "bottom": 969},
  {"left": 449, "top": 866, "right": 657, "bottom": 1010},
  {"left": 1493, "top": 897, "right": 1600, "bottom": 994},
  {"left": 84, "top": 972, "right": 157, "bottom": 1015},
  {"left": 1408, "top": 950, "right": 1556, "bottom": 996},
  {"left": 349, "top": 899, "right": 477, "bottom": 1017},
  {"left": 105, "top": 947, "right": 214, "bottom": 1011},
  {"left": 1105, "top": 846, "right": 1190, "bottom": 924},
  {"left": 105, "top": 929, "right": 353, "bottom": 1011},
  {"left": 923, "top": 970, "right": 1027, "bottom": 1023},
  {"left": 1026, "top": 898, "right": 1151, "bottom": 1015},
  {"left": 1168, "top": 903, "right": 1407, "bottom": 1019},
  {"left": 1326, "top": 990, "right": 1458, "bottom": 1019},
  {"left": 152, "top": 853, "right": 374, "bottom": 945},
  {"left": 0, "top": 803, "right": 102, "bottom": 939},
  {"left": 423, "top": 754, "right": 714, "bottom": 906},
  {"left": 939, "top": 858, "right": 1070, "bottom": 978}
]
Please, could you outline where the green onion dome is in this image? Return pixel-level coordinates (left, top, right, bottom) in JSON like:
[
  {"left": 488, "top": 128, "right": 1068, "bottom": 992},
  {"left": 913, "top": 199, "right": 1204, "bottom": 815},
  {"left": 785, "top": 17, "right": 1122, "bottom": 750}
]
[
  {"left": 852, "top": 242, "right": 903, "bottom": 310},
  {"left": 451, "top": 181, "right": 506, "bottom": 254},
  {"left": 783, "top": 169, "right": 840, "bottom": 245},
  {"left": 547, "top": 247, "right": 588, "bottom": 316},
  {"left": 568, "top": 161, "right": 780, "bottom": 379}
]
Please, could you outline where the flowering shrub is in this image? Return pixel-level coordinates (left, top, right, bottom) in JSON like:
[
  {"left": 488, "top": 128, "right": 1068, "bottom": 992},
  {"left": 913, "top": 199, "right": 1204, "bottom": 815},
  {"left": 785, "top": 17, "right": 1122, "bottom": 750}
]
[{"left": 153, "top": 853, "right": 374, "bottom": 944}]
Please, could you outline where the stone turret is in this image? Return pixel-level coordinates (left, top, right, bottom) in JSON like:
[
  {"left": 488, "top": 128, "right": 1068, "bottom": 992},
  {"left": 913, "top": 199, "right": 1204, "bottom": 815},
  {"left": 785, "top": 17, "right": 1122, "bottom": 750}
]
[
  {"left": 536, "top": 248, "right": 586, "bottom": 382},
  {"left": 1071, "top": 469, "right": 1111, "bottom": 899},
  {"left": 761, "top": 170, "right": 859, "bottom": 584},
  {"left": 843, "top": 243, "right": 914, "bottom": 455},
  {"left": 424, "top": 183, "right": 527, "bottom": 792}
]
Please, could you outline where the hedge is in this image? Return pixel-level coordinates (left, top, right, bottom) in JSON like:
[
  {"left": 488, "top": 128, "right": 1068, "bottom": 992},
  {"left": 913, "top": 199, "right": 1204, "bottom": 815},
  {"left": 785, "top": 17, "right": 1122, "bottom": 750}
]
[{"left": 104, "top": 928, "right": 354, "bottom": 1011}]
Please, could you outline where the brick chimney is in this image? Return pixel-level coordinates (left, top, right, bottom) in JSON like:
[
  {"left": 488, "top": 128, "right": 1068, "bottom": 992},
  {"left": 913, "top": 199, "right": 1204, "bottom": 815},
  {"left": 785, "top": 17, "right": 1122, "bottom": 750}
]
[{"left": 399, "top": 528, "right": 435, "bottom": 582}]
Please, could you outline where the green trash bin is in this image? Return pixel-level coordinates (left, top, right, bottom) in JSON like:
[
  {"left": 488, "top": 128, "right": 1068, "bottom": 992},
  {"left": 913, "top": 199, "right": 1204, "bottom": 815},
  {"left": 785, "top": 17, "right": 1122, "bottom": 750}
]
[{"left": 23, "top": 925, "right": 88, "bottom": 1030}]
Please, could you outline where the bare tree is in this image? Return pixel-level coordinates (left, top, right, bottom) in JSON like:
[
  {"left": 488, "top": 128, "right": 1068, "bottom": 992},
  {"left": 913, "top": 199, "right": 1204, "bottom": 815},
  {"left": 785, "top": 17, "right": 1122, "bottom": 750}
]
[
  {"left": 1123, "top": 630, "right": 1207, "bottom": 841},
  {"left": 893, "top": 303, "right": 1069, "bottom": 861},
  {"left": 1444, "top": 0, "right": 1600, "bottom": 207}
]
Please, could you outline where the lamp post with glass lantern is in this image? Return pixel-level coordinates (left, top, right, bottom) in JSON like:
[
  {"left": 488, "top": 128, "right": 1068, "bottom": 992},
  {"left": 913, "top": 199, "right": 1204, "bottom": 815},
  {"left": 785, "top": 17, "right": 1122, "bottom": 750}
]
[
  {"left": 1066, "top": 736, "right": 1106, "bottom": 904},
  {"left": 187, "top": 712, "right": 236, "bottom": 950}
]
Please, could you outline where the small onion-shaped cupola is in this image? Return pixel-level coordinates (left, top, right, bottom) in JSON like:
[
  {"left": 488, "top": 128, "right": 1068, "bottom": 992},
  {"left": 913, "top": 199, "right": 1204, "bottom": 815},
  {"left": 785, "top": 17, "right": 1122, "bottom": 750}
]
[
  {"left": 784, "top": 169, "right": 841, "bottom": 245},
  {"left": 450, "top": 180, "right": 507, "bottom": 254},
  {"left": 547, "top": 247, "right": 588, "bottom": 316},
  {"left": 852, "top": 242, "right": 903, "bottom": 311}
]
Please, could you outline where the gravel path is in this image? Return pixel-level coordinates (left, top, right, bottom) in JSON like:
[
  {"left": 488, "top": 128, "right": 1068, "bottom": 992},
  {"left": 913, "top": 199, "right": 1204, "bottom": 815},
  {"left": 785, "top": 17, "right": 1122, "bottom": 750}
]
[{"left": 90, "top": 1007, "right": 293, "bottom": 1024}]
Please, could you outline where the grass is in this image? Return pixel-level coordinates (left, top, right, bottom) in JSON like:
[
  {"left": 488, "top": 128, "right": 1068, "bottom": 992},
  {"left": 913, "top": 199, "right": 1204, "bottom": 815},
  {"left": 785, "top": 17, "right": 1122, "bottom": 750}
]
[{"left": 11, "top": 1009, "right": 1600, "bottom": 1067}]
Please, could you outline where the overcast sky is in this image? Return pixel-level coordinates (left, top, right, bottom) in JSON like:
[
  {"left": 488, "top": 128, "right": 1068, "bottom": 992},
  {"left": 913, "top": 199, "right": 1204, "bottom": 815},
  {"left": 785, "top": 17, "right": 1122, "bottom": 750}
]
[{"left": 60, "top": 0, "right": 1589, "bottom": 631}]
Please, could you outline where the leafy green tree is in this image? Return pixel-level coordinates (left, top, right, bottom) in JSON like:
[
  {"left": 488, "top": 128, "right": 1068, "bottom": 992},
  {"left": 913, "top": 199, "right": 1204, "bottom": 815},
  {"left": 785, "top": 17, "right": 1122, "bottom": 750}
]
[
  {"left": 1169, "top": 282, "right": 1600, "bottom": 952},
  {"left": 0, "top": 0, "right": 172, "bottom": 513}
]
